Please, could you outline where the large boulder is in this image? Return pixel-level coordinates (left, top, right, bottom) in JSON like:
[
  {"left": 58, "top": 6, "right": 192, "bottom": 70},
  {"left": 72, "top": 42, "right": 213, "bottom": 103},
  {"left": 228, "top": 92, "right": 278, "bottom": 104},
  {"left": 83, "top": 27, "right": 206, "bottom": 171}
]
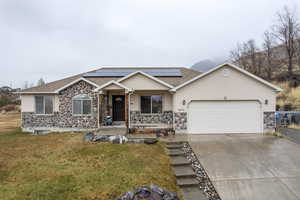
[{"left": 119, "top": 185, "right": 179, "bottom": 200}]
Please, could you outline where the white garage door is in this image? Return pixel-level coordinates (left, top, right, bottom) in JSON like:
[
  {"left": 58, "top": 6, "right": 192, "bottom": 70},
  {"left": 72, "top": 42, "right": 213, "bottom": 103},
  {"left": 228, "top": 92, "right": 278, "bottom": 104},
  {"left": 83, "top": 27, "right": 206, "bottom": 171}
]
[{"left": 188, "top": 101, "right": 262, "bottom": 134}]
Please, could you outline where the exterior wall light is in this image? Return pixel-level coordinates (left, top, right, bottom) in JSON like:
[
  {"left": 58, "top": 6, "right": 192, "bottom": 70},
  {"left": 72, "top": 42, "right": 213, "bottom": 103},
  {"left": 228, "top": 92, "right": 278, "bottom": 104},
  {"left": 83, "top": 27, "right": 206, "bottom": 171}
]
[
  {"left": 265, "top": 99, "right": 268, "bottom": 105},
  {"left": 182, "top": 100, "right": 186, "bottom": 105}
]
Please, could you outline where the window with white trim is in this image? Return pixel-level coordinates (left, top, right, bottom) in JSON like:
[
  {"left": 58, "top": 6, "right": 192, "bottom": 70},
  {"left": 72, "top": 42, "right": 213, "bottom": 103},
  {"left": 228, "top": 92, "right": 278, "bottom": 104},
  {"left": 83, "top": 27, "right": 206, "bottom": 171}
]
[
  {"left": 141, "top": 95, "right": 162, "bottom": 113},
  {"left": 72, "top": 94, "right": 92, "bottom": 115},
  {"left": 35, "top": 96, "right": 54, "bottom": 114}
]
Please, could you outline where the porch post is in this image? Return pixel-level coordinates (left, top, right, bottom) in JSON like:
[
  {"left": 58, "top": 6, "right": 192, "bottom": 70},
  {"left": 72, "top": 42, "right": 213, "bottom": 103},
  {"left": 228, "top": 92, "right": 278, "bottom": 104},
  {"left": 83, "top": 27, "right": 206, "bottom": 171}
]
[
  {"left": 125, "top": 92, "right": 129, "bottom": 131},
  {"left": 99, "top": 91, "right": 104, "bottom": 127}
]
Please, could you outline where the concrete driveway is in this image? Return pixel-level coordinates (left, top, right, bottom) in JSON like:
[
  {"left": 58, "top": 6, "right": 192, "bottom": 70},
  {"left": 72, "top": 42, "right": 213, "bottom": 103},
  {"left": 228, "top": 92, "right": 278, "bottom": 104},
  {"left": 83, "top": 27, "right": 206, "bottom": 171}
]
[
  {"left": 280, "top": 128, "right": 300, "bottom": 145},
  {"left": 188, "top": 134, "right": 300, "bottom": 200}
]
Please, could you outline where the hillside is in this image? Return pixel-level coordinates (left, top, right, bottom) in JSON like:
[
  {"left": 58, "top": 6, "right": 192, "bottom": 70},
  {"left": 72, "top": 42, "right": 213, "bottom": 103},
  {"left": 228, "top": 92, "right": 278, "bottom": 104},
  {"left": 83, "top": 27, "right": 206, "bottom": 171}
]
[
  {"left": 191, "top": 59, "right": 227, "bottom": 72},
  {"left": 276, "top": 81, "right": 300, "bottom": 111}
]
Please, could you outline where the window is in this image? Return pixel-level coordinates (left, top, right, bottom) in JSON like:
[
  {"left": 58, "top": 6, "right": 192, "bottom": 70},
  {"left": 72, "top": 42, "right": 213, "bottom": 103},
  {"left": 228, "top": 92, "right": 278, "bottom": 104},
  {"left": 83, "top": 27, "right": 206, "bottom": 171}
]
[
  {"left": 72, "top": 94, "right": 92, "bottom": 115},
  {"left": 141, "top": 95, "right": 162, "bottom": 113},
  {"left": 35, "top": 96, "right": 53, "bottom": 114}
]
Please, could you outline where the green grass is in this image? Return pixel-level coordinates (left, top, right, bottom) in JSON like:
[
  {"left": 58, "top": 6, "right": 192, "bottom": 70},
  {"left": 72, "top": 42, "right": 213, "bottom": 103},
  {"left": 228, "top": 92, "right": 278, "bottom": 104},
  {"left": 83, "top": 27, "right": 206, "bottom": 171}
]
[{"left": 0, "top": 129, "right": 179, "bottom": 200}]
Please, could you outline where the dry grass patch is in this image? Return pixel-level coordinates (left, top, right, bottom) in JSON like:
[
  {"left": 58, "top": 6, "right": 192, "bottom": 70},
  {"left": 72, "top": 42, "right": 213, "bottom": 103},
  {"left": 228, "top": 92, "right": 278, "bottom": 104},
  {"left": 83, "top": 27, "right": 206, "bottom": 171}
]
[
  {"left": 288, "top": 124, "right": 300, "bottom": 130},
  {"left": 0, "top": 113, "right": 20, "bottom": 133},
  {"left": 0, "top": 130, "right": 179, "bottom": 200},
  {"left": 276, "top": 81, "right": 300, "bottom": 109}
]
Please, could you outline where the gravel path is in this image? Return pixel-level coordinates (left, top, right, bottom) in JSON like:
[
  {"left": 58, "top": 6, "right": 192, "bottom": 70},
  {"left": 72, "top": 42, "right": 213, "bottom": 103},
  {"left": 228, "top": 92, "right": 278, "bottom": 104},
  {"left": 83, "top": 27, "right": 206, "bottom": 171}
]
[{"left": 182, "top": 142, "right": 221, "bottom": 200}]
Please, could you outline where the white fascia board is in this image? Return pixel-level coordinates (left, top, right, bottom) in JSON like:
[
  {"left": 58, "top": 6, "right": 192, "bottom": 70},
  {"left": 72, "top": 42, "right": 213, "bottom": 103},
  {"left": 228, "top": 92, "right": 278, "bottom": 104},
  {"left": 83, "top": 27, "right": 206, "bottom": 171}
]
[
  {"left": 171, "top": 63, "right": 283, "bottom": 92},
  {"left": 116, "top": 71, "right": 174, "bottom": 89},
  {"left": 54, "top": 77, "right": 99, "bottom": 93}
]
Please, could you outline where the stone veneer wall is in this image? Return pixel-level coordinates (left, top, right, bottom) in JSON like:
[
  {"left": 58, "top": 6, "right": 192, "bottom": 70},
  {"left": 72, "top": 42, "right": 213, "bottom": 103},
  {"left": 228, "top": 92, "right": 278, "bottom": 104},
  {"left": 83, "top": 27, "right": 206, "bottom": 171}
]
[
  {"left": 99, "top": 94, "right": 109, "bottom": 125},
  {"left": 130, "top": 111, "right": 173, "bottom": 125},
  {"left": 174, "top": 112, "right": 187, "bottom": 130},
  {"left": 22, "top": 81, "right": 98, "bottom": 130},
  {"left": 264, "top": 111, "right": 276, "bottom": 131}
]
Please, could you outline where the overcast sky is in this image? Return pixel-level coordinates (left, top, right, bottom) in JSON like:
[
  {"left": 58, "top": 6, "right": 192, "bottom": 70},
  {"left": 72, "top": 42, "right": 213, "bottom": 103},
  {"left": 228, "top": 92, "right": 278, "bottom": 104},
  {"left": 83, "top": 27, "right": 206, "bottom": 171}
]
[{"left": 1, "top": 0, "right": 299, "bottom": 88}]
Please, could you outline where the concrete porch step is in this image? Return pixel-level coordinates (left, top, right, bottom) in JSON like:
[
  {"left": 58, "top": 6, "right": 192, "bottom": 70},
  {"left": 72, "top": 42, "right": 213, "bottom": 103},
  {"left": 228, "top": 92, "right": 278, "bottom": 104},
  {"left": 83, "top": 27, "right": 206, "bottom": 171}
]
[
  {"left": 167, "top": 149, "right": 184, "bottom": 156},
  {"left": 96, "top": 127, "right": 127, "bottom": 136},
  {"left": 170, "top": 156, "right": 190, "bottom": 166},
  {"left": 166, "top": 144, "right": 183, "bottom": 149},
  {"left": 172, "top": 166, "right": 196, "bottom": 178},
  {"left": 181, "top": 186, "right": 207, "bottom": 200},
  {"left": 177, "top": 177, "right": 199, "bottom": 187}
]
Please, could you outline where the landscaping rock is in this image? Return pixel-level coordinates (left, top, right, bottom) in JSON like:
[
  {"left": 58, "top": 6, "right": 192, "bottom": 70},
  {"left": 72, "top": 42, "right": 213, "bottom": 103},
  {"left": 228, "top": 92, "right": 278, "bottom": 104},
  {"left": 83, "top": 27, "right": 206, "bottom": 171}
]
[
  {"left": 85, "top": 134, "right": 157, "bottom": 145},
  {"left": 144, "top": 138, "right": 158, "bottom": 144},
  {"left": 182, "top": 143, "right": 221, "bottom": 200},
  {"left": 93, "top": 135, "right": 111, "bottom": 142},
  {"left": 109, "top": 135, "right": 128, "bottom": 144},
  {"left": 84, "top": 133, "right": 128, "bottom": 144},
  {"left": 118, "top": 185, "right": 179, "bottom": 200},
  {"left": 84, "top": 132, "right": 95, "bottom": 142}
]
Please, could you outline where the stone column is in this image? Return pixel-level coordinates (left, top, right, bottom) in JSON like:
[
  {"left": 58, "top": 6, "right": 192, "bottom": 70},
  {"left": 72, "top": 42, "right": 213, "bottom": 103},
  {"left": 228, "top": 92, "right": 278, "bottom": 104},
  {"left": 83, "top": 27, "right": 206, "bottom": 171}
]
[{"left": 99, "top": 93, "right": 103, "bottom": 126}]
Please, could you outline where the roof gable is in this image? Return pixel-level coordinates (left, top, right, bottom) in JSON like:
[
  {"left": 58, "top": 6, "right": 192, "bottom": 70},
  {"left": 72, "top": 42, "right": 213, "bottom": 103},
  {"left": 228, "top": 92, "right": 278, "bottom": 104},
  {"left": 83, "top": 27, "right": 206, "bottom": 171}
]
[
  {"left": 94, "top": 80, "right": 131, "bottom": 92},
  {"left": 54, "top": 78, "right": 99, "bottom": 93},
  {"left": 171, "top": 63, "right": 282, "bottom": 92},
  {"left": 117, "top": 71, "right": 174, "bottom": 89}
]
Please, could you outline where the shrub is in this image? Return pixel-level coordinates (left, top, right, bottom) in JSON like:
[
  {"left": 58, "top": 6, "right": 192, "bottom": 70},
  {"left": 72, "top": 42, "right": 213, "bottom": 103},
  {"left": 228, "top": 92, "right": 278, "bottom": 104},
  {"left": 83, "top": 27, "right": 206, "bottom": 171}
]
[
  {"left": 0, "top": 104, "right": 18, "bottom": 112},
  {"left": 283, "top": 103, "right": 294, "bottom": 111},
  {"left": 0, "top": 97, "right": 10, "bottom": 108}
]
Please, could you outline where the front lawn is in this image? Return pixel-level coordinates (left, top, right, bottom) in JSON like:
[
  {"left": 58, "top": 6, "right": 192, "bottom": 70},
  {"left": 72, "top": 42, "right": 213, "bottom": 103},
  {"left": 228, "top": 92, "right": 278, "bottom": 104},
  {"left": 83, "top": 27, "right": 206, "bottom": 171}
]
[{"left": 0, "top": 127, "right": 179, "bottom": 199}]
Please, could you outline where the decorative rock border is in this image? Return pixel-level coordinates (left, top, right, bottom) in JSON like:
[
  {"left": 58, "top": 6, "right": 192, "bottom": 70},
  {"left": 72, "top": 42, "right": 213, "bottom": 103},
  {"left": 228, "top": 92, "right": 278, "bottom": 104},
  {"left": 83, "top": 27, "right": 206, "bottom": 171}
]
[{"left": 182, "top": 142, "right": 221, "bottom": 200}]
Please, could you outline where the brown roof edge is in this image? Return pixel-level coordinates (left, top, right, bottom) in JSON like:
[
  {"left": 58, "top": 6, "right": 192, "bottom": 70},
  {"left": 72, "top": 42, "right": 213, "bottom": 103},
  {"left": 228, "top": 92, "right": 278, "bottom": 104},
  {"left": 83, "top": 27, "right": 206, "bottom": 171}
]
[{"left": 19, "top": 68, "right": 101, "bottom": 93}]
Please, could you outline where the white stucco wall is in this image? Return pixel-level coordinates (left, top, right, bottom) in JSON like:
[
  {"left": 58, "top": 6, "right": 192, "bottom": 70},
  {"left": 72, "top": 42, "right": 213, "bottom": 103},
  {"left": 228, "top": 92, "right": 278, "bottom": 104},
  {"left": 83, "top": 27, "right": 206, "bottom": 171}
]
[
  {"left": 21, "top": 95, "right": 35, "bottom": 112},
  {"left": 21, "top": 95, "right": 59, "bottom": 112},
  {"left": 173, "top": 66, "right": 277, "bottom": 113},
  {"left": 120, "top": 73, "right": 169, "bottom": 90}
]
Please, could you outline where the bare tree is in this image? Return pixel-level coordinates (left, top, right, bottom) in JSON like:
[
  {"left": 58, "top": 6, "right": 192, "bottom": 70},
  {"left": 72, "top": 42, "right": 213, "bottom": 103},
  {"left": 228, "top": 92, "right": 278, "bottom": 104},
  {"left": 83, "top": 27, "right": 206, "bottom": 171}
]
[
  {"left": 296, "top": 38, "right": 300, "bottom": 69},
  {"left": 230, "top": 42, "right": 251, "bottom": 70},
  {"left": 245, "top": 39, "right": 260, "bottom": 75},
  {"left": 273, "top": 6, "right": 300, "bottom": 77},
  {"left": 263, "top": 31, "right": 276, "bottom": 80},
  {"left": 37, "top": 78, "right": 46, "bottom": 86},
  {"left": 230, "top": 42, "right": 244, "bottom": 65}
]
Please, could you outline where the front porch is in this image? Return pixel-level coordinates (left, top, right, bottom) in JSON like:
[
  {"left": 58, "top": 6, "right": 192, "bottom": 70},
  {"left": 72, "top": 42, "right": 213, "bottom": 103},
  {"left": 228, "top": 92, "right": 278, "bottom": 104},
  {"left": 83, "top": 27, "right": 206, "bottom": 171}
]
[{"left": 96, "top": 82, "right": 174, "bottom": 133}]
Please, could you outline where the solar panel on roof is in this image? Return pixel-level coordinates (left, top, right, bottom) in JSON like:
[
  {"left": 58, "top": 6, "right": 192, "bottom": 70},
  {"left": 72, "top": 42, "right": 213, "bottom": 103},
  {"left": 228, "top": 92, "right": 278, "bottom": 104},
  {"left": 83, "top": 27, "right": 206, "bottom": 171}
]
[{"left": 83, "top": 68, "right": 182, "bottom": 77}]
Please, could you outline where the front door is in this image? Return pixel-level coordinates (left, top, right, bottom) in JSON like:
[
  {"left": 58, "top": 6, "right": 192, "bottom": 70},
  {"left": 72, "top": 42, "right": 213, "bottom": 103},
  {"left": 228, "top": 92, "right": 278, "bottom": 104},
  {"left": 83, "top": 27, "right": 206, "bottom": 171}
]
[{"left": 112, "top": 95, "right": 125, "bottom": 121}]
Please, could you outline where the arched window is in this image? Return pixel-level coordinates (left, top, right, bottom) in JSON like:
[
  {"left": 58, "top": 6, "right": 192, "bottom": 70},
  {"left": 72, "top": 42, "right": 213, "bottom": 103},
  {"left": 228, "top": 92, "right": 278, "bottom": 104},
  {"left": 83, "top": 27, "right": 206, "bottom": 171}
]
[{"left": 72, "top": 94, "right": 92, "bottom": 115}]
